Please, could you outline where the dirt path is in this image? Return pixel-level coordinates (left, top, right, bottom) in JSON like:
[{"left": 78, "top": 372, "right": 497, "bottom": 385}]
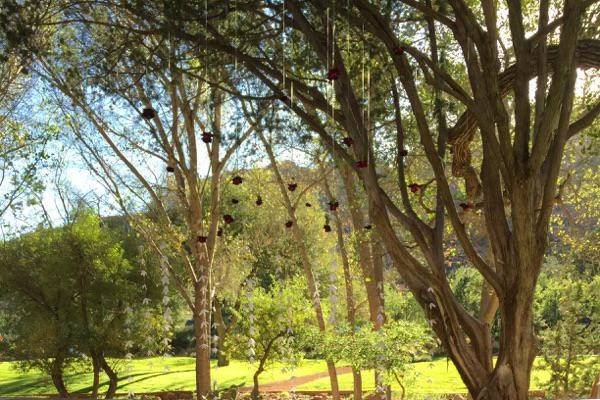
[{"left": 240, "top": 366, "right": 353, "bottom": 392}]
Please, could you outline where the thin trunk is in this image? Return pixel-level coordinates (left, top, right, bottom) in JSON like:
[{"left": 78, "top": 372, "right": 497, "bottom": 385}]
[
  {"left": 259, "top": 132, "right": 340, "bottom": 400},
  {"left": 195, "top": 281, "right": 212, "bottom": 399},
  {"left": 321, "top": 167, "right": 363, "bottom": 400},
  {"left": 100, "top": 355, "right": 118, "bottom": 400}
]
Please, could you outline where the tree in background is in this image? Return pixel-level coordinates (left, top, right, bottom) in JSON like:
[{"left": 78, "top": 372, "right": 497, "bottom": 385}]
[
  {"left": 229, "top": 278, "right": 311, "bottom": 400},
  {"left": 0, "top": 207, "right": 164, "bottom": 398}
]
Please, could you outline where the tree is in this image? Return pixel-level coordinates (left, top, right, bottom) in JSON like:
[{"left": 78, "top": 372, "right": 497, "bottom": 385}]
[
  {"left": 104, "top": 2, "right": 598, "bottom": 398},
  {"left": 2, "top": 1, "right": 599, "bottom": 398},
  {"left": 229, "top": 279, "right": 311, "bottom": 400},
  {"left": 0, "top": 208, "right": 164, "bottom": 398}
]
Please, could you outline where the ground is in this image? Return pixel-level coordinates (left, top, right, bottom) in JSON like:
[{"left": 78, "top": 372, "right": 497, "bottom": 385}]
[{"left": 0, "top": 357, "right": 551, "bottom": 396}]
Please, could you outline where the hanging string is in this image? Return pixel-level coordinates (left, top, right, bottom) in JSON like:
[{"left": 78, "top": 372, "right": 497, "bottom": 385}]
[{"left": 282, "top": 0, "right": 286, "bottom": 92}]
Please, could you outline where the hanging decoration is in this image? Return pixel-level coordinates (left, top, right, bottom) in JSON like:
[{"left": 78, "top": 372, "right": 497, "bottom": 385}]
[
  {"left": 408, "top": 183, "right": 421, "bottom": 193},
  {"left": 232, "top": 175, "right": 243, "bottom": 185},
  {"left": 255, "top": 196, "right": 263, "bottom": 206},
  {"left": 141, "top": 107, "right": 156, "bottom": 120},
  {"left": 201, "top": 131, "right": 213, "bottom": 143},
  {"left": 166, "top": 165, "right": 175, "bottom": 173},
  {"left": 364, "top": 224, "right": 372, "bottom": 230},
  {"left": 328, "top": 201, "right": 340, "bottom": 211},
  {"left": 217, "top": 228, "right": 223, "bottom": 237},
  {"left": 327, "top": 67, "right": 340, "bottom": 81},
  {"left": 323, "top": 215, "right": 332, "bottom": 232},
  {"left": 355, "top": 160, "right": 368, "bottom": 169},
  {"left": 245, "top": 279, "right": 256, "bottom": 363},
  {"left": 399, "top": 149, "right": 408, "bottom": 157},
  {"left": 287, "top": 182, "right": 298, "bottom": 192},
  {"left": 159, "top": 255, "right": 172, "bottom": 351},
  {"left": 305, "top": 202, "right": 312, "bottom": 207},
  {"left": 341, "top": 137, "right": 354, "bottom": 147},
  {"left": 285, "top": 220, "right": 294, "bottom": 228},
  {"left": 231, "top": 198, "right": 239, "bottom": 204},
  {"left": 223, "top": 214, "right": 234, "bottom": 224}
]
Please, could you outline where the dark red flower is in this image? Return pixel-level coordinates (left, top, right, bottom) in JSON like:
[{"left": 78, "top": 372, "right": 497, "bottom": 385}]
[
  {"left": 399, "top": 149, "right": 408, "bottom": 157},
  {"left": 342, "top": 137, "right": 354, "bottom": 147},
  {"left": 328, "top": 201, "right": 340, "bottom": 211},
  {"left": 394, "top": 46, "right": 404, "bottom": 56},
  {"left": 166, "top": 165, "right": 175, "bottom": 173},
  {"left": 305, "top": 202, "right": 312, "bottom": 207},
  {"left": 409, "top": 183, "right": 421, "bottom": 193},
  {"left": 223, "top": 214, "right": 234, "bottom": 224},
  {"left": 197, "top": 236, "right": 208, "bottom": 243},
  {"left": 288, "top": 183, "right": 297, "bottom": 192},
  {"left": 256, "top": 196, "right": 263, "bottom": 206},
  {"left": 285, "top": 220, "right": 293, "bottom": 228},
  {"left": 355, "top": 160, "right": 368, "bottom": 169},
  {"left": 232, "top": 176, "right": 243, "bottom": 185},
  {"left": 201, "top": 131, "right": 213, "bottom": 143},
  {"left": 231, "top": 198, "right": 239, "bottom": 204},
  {"left": 327, "top": 68, "right": 340, "bottom": 81},
  {"left": 141, "top": 107, "right": 156, "bottom": 120},
  {"left": 323, "top": 224, "right": 332, "bottom": 232}
]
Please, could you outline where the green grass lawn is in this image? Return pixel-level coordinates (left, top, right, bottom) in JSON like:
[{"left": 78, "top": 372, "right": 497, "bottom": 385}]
[
  {"left": 0, "top": 357, "right": 552, "bottom": 396},
  {"left": 297, "top": 358, "right": 552, "bottom": 395},
  {"left": 0, "top": 358, "right": 327, "bottom": 396}
]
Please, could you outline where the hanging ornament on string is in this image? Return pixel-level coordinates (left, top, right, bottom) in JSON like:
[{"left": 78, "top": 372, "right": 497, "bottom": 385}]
[
  {"left": 328, "top": 200, "right": 340, "bottom": 211},
  {"left": 285, "top": 220, "right": 294, "bottom": 228},
  {"left": 323, "top": 215, "right": 332, "bottom": 232},
  {"left": 232, "top": 175, "right": 243, "bottom": 185},
  {"left": 342, "top": 136, "right": 354, "bottom": 147},
  {"left": 141, "top": 107, "right": 156, "bottom": 120},
  {"left": 255, "top": 195, "right": 263, "bottom": 206},
  {"left": 287, "top": 182, "right": 298, "bottom": 192},
  {"left": 408, "top": 183, "right": 421, "bottom": 193},
  {"left": 201, "top": 131, "right": 213, "bottom": 143}
]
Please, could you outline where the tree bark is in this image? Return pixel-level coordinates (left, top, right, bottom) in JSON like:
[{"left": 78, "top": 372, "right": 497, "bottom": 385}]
[
  {"left": 50, "top": 356, "right": 69, "bottom": 398},
  {"left": 99, "top": 355, "right": 118, "bottom": 400},
  {"left": 195, "top": 281, "right": 212, "bottom": 399}
]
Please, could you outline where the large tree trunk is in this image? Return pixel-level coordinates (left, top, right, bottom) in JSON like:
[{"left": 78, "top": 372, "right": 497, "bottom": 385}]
[
  {"left": 99, "top": 355, "right": 118, "bottom": 400},
  {"left": 194, "top": 281, "right": 212, "bottom": 399},
  {"left": 50, "top": 356, "right": 69, "bottom": 398}
]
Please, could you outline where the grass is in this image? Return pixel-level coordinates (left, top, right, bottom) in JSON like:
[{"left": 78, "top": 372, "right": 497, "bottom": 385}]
[
  {"left": 297, "top": 358, "right": 552, "bottom": 395},
  {"left": 0, "top": 357, "right": 552, "bottom": 396},
  {"left": 0, "top": 358, "right": 327, "bottom": 396}
]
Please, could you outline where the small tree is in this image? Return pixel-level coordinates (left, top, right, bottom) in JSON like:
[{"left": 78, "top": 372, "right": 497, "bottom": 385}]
[
  {"left": 230, "top": 278, "right": 311, "bottom": 400},
  {"left": 536, "top": 274, "right": 599, "bottom": 399},
  {"left": 319, "top": 321, "right": 434, "bottom": 400}
]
